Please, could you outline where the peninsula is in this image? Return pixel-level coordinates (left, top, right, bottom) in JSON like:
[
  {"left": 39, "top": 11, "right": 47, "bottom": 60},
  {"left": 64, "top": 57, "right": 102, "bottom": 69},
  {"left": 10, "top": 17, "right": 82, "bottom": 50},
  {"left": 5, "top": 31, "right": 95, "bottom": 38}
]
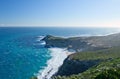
[
  {"left": 31, "top": 33, "right": 120, "bottom": 79},
  {"left": 43, "top": 33, "right": 120, "bottom": 79}
]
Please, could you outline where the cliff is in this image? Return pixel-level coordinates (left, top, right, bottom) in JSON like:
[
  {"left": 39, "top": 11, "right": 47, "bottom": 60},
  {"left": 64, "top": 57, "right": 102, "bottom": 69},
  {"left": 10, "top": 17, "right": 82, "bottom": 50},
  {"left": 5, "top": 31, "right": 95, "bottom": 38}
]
[
  {"left": 54, "top": 47, "right": 120, "bottom": 77},
  {"left": 55, "top": 58, "right": 101, "bottom": 76},
  {"left": 53, "top": 58, "right": 120, "bottom": 79}
]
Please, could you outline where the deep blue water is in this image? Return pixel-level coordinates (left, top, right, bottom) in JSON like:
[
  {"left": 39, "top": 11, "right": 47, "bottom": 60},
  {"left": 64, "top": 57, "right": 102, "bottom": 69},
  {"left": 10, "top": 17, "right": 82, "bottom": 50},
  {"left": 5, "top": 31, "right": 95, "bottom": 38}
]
[{"left": 0, "top": 27, "right": 120, "bottom": 79}]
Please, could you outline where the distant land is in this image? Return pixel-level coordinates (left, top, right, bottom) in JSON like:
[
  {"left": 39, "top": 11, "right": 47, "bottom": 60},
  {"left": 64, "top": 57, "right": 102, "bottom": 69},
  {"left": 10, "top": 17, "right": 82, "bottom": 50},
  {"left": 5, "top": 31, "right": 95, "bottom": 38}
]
[{"left": 43, "top": 33, "right": 120, "bottom": 51}]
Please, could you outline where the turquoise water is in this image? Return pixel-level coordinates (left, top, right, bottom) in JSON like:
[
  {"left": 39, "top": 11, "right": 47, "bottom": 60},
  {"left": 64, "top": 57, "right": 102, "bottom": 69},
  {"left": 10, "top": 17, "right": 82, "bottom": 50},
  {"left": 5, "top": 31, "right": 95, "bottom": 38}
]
[{"left": 0, "top": 27, "right": 120, "bottom": 79}]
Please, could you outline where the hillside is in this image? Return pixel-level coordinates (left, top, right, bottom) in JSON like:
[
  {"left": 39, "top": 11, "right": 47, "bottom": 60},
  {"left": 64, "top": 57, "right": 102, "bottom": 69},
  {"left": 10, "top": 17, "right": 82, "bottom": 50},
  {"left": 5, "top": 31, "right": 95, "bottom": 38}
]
[
  {"left": 30, "top": 47, "right": 120, "bottom": 79},
  {"left": 69, "top": 47, "right": 120, "bottom": 60},
  {"left": 54, "top": 47, "right": 120, "bottom": 77},
  {"left": 53, "top": 57, "right": 120, "bottom": 79},
  {"left": 40, "top": 33, "right": 120, "bottom": 79},
  {"left": 42, "top": 33, "right": 120, "bottom": 52}
]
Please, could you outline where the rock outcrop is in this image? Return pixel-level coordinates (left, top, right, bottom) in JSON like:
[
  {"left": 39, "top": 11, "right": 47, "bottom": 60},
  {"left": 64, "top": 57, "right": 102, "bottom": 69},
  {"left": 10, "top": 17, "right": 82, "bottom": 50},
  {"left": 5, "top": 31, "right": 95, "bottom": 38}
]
[{"left": 55, "top": 57, "right": 101, "bottom": 76}]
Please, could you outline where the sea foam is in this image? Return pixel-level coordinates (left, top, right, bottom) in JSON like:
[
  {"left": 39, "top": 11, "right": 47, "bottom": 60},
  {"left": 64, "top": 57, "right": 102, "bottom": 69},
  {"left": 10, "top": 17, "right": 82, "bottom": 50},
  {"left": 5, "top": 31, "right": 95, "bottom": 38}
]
[
  {"left": 37, "top": 48, "right": 74, "bottom": 79},
  {"left": 35, "top": 36, "right": 46, "bottom": 46}
]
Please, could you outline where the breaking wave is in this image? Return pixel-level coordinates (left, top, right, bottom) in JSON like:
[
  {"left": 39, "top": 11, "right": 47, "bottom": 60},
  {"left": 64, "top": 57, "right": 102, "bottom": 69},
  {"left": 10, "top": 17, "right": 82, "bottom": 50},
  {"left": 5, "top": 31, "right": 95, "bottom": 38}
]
[{"left": 37, "top": 48, "right": 74, "bottom": 79}]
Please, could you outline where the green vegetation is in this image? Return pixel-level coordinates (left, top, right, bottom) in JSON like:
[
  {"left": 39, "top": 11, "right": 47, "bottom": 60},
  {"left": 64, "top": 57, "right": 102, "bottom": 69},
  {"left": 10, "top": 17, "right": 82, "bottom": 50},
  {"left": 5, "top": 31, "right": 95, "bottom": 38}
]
[
  {"left": 53, "top": 47, "right": 120, "bottom": 79},
  {"left": 95, "top": 69, "right": 120, "bottom": 79},
  {"left": 53, "top": 58, "right": 120, "bottom": 79},
  {"left": 69, "top": 47, "right": 120, "bottom": 60},
  {"left": 30, "top": 76, "right": 37, "bottom": 79}
]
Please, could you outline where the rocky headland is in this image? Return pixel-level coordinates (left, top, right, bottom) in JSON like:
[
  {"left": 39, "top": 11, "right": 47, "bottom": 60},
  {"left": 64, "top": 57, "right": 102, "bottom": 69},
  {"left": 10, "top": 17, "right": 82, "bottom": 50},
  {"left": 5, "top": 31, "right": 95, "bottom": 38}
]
[
  {"left": 40, "top": 33, "right": 120, "bottom": 79},
  {"left": 42, "top": 33, "right": 120, "bottom": 52}
]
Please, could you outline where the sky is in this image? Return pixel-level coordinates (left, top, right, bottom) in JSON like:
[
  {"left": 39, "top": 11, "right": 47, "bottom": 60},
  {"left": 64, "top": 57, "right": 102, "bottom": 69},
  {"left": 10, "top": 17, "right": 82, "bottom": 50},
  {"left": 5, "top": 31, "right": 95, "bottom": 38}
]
[{"left": 0, "top": 0, "right": 120, "bottom": 27}]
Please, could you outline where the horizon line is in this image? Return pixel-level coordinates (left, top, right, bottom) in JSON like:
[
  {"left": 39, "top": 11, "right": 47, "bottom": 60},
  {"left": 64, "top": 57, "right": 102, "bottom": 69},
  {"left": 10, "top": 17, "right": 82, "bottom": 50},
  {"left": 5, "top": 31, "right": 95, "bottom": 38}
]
[{"left": 0, "top": 26, "right": 120, "bottom": 28}]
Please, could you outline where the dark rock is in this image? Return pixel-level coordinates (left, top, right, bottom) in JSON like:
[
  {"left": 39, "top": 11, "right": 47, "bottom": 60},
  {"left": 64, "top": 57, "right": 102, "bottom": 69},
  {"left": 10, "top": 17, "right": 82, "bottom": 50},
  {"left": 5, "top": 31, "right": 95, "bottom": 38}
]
[{"left": 55, "top": 57, "right": 101, "bottom": 76}]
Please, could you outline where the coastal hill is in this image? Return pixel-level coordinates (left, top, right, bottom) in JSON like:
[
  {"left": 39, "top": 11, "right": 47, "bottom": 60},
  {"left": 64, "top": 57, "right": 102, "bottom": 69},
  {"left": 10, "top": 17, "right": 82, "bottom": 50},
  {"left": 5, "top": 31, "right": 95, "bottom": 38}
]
[
  {"left": 53, "top": 47, "right": 120, "bottom": 78},
  {"left": 53, "top": 57, "right": 120, "bottom": 79},
  {"left": 41, "top": 33, "right": 120, "bottom": 79},
  {"left": 31, "top": 47, "right": 120, "bottom": 79},
  {"left": 42, "top": 33, "right": 120, "bottom": 52}
]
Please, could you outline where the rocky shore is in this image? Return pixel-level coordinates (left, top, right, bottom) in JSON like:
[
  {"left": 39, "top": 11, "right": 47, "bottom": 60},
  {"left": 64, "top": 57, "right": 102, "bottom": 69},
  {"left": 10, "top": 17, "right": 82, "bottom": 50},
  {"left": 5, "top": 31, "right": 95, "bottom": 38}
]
[{"left": 41, "top": 33, "right": 120, "bottom": 79}]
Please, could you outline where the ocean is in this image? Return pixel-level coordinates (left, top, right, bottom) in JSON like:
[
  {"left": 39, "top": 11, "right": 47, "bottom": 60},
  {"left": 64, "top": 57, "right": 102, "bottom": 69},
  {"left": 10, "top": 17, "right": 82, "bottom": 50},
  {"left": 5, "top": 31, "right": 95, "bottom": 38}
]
[{"left": 0, "top": 27, "right": 120, "bottom": 79}]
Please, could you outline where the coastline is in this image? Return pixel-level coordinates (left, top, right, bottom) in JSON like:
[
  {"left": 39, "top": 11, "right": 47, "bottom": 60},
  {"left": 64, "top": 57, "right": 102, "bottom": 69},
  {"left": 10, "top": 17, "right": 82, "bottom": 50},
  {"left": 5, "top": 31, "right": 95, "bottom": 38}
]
[
  {"left": 35, "top": 32, "right": 120, "bottom": 79},
  {"left": 37, "top": 48, "right": 74, "bottom": 79}
]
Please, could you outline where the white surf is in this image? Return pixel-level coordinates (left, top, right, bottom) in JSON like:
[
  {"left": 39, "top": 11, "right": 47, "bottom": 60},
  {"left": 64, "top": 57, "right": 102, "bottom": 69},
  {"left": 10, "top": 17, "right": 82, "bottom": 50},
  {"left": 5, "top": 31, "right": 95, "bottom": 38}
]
[{"left": 37, "top": 48, "right": 74, "bottom": 79}]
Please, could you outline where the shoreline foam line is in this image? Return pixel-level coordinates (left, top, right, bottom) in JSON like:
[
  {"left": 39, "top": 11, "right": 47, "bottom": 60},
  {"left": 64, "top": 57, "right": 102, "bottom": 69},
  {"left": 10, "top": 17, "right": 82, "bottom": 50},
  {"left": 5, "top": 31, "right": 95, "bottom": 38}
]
[{"left": 37, "top": 48, "right": 74, "bottom": 79}]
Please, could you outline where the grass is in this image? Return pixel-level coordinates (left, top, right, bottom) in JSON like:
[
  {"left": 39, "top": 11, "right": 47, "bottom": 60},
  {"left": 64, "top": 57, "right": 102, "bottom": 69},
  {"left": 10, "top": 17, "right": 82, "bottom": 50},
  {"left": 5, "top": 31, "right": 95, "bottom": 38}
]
[{"left": 69, "top": 47, "right": 120, "bottom": 60}]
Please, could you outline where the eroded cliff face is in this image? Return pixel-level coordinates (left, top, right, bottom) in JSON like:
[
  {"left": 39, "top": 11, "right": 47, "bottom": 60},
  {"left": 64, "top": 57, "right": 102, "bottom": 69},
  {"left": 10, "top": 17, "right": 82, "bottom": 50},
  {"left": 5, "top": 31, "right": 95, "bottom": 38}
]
[
  {"left": 54, "top": 57, "right": 101, "bottom": 76},
  {"left": 52, "top": 58, "right": 120, "bottom": 79}
]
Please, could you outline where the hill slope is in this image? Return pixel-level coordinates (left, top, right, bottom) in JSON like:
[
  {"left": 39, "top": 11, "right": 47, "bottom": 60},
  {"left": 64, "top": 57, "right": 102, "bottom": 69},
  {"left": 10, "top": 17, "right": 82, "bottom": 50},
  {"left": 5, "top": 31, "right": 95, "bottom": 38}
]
[
  {"left": 53, "top": 57, "right": 120, "bottom": 79},
  {"left": 43, "top": 33, "right": 120, "bottom": 51},
  {"left": 54, "top": 47, "right": 120, "bottom": 77},
  {"left": 41, "top": 33, "right": 120, "bottom": 79}
]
